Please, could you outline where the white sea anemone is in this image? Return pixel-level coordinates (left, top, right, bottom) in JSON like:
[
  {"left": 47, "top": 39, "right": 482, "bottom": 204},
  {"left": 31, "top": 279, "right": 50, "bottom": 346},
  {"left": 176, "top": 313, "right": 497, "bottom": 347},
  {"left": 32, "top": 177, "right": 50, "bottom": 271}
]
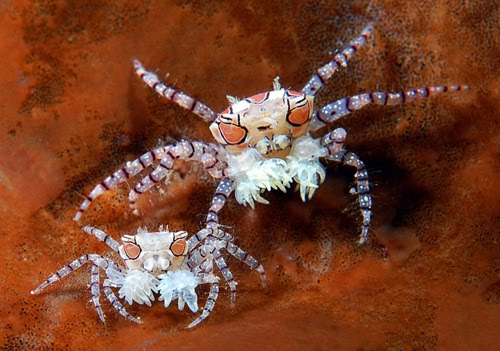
[
  {"left": 157, "top": 270, "right": 200, "bottom": 312},
  {"left": 106, "top": 268, "right": 159, "bottom": 306},
  {"left": 287, "top": 135, "right": 326, "bottom": 201},
  {"left": 227, "top": 148, "right": 292, "bottom": 208}
]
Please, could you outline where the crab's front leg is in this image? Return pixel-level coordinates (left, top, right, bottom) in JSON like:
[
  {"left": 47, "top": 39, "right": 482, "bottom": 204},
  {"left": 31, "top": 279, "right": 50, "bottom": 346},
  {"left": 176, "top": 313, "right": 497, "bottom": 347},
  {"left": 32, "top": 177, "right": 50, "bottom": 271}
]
[
  {"left": 309, "top": 84, "right": 470, "bottom": 132},
  {"left": 134, "top": 60, "right": 217, "bottom": 123},
  {"left": 302, "top": 25, "right": 373, "bottom": 96}
]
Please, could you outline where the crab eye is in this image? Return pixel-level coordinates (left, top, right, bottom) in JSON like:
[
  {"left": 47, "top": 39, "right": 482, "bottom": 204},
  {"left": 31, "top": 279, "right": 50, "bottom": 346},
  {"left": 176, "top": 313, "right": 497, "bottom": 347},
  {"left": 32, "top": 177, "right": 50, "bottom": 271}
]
[
  {"left": 286, "top": 98, "right": 312, "bottom": 126},
  {"left": 218, "top": 123, "right": 248, "bottom": 145},
  {"left": 259, "top": 107, "right": 267, "bottom": 112},
  {"left": 170, "top": 238, "right": 187, "bottom": 256},
  {"left": 123, "top": 243, "right": 141, "bottom": 259},
  {"left": 247, "top": 92, "right": 269, "bottom": 103}
]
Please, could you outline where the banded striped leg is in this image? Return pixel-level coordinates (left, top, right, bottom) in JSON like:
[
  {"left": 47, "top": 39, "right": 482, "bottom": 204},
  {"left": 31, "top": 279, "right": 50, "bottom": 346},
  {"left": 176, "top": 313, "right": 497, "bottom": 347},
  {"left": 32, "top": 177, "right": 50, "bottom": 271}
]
[
  {"left": 90, "top": 264, "right": 105, "bottom": 322},
  {"left": 185, "top": 244, "right": 236, "bottom": 300},
  {"left": 188, "top": 282, "right": 219, "bottom": 328},
  {"left": 134, "top": 60, "right": 217, "bottom": 123},
  {"left": 320, "top": 128, "right": 347, "bottom": 154},
  {"left": 31, "top": 254, "right": 106, "bottom": 295},
  {"left": 213, "top": 250, "right": 237, "bottom": 302},
  {"left": 309, "top": 84, "right": 471, "bottom": 132},
  {"left": 128, "top": 141, "right": 228, "bottom": 214},
  {"left": 302, "top": 25, "right": 373, "bottom": 96},
  {"left": 82, "top": 226, "right": 120, "bottom": 252},
  {"left": 74, "top": 146, "right": 167, "bottom": 221},
  {"left": 324, "top": 149, "right": 372, "bottom": 244},
  {"left": 186, "top": 238, "right": 266, "bottom": 302},
  {"left": 223, "top": 240, "right": 267, "bottom": 286},
  {"left": 102, "top": 279, "right": 141, "bottom": 323},
  {"left": 187, "top": 227, "right": 234, "bottom": 253},
  {"left": 206, "top": 178, "right": 234, "bottom": 227},
  {"left": 187, "top": 238, "right": 265, "bottom": 283}
]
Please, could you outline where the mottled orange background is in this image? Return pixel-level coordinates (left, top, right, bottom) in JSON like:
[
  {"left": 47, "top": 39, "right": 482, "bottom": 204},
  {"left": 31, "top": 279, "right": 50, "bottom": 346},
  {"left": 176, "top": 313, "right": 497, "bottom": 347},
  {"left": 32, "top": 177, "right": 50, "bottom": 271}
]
[{"left": 0, "top": 1, "right": 498, "bottom": 350}]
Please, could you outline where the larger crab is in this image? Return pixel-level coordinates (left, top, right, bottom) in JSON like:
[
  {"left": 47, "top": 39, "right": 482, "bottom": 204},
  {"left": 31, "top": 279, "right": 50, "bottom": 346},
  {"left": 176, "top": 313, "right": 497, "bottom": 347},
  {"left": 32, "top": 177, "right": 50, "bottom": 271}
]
[{"left": 74, "top": 25, "right": 468, "bottom": 244}]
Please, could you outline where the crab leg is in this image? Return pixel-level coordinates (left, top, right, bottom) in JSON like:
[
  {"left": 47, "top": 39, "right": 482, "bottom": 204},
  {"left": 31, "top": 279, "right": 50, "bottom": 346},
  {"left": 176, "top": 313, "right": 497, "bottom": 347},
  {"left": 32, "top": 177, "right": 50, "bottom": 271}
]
[
  {"left": 90, "top": 264, "right": 105, "bottom": 322},
  {"left": 302, "top": 25, "right": 373, "bottom": 96},
  {"left": 324, "top": 148, "right": 372, "bottom": 244},
  {"left": 213, "top": 250, "right": 237, "bottom": 301},
  {"left": 188, "top": 282, "right": 219, "bottom": 328},
  {"left": 186, "top": 236, "right": 266, "bottom": 301},
  {"left": 222, "top": 240, "right": 267, "bottom": 285},
  {"left": 31, "top": 254, "right": 107, "bottom": 294},
  {"left": 74, "top": 146, "right": 167, "bottom": 221},
  {"left": 320, "top": 127, "right": 347, "bottom": 154},
  {"left": 206, "top": 178, "right": 234, "bottom": 227},
  {"left": 82, "top": 226, "right": 120, "bottom": 252},
  {"left": 187, "top": 227, "right": 233, "bottom": 252},
  {"left": 128, "top": 142, "right": 228, "bottom": 214},
  {"left": 74, "top": 141, "right": 227, "bottom": 220},
  {"left": 103, "top": 279, "right": 142, "bottom": 323},
  {"left": 309, "top": 84, "right": 470, "bottom": 132},
  {"left": 134, "top": 60, "right": 217, "bottom": 123}
]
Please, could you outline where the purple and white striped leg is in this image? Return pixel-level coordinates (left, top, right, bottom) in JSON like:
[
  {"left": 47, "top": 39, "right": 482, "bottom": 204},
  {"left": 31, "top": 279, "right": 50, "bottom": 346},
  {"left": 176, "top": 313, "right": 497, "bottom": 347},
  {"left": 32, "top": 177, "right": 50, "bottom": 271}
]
[
  {"left": 82, "top": 226, "right": 120, "bottom": 253},
  {"left": 31, "top": 254, "right": 124, "bottom": 295},
  {"left": 134, "top": 60, "right": 217, "bottom": 123},
  {"left": 128, "top": 141, "right": 227, "bottom": 214},
  {"left": 90, "top": 264, "right": 105, "bottom": 322},
  {"left": 320, "top": 127, "right": 347, "bottom": 155},
  {"left": 302, "top": 25, "right": 373, "bottom": 96},
  {"left": 206, "top": 178, "right": 234, "bottom": 228},
  {"left": 309, "top": 84, "right": 471, "bottom": 132},
  {"left": 222, "top": 240, "right": 267, "bottom": 286},
  {"left": 324, "top": 149, "right": 372, "bottom": 244},
  {"left": 74, "top": 147, "right": 167, "bottom": 221},
  {"left": 188, "top": 282, "right": 219, "bottom": 328},
  {"left": 213, "top": 250, "right": 237, "bottom": 302},
  {"left": 102, "top": 279, "right": 141, "bottom": 323},
  {"left": 187, "top": 227, "right": 234, "bottom": 253},
  {"left": 31, "top": 254, "right": 104, "bottom": 295}
]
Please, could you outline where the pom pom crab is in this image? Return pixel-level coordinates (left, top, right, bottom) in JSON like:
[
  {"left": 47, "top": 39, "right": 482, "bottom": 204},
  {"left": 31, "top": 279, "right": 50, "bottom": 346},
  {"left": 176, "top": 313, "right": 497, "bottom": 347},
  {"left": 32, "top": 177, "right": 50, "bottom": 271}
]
[
  {"left": 74, "top": 25, "right": 469, "bottom": 244},
  {"left": 32, "top": 226, "right": 265, "bottom": 328}
]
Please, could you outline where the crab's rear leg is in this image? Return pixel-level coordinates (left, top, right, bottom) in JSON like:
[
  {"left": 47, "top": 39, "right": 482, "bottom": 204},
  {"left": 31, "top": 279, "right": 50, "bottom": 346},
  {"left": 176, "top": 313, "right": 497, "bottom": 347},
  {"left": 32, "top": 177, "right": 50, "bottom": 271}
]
[
  {"left": 128, "top": 142, "right": 227, "bottom": 214},
  {"left": 90, "top": 264, "right": 105, "bottom": 322},
  {"left": 217, "top": 237, "right": 267, "bottom": 286},
  {"left": 187, "top": 227, "right": 234, "bottom": 253},
  {"left": 188, "top": 282, "right": 219, "bottom": 328},
  {"left": 302, "top": 25, "right": 373, "bottom": 96},
  {"left": 322, "top": 144, "right": 372, "bottom": 244},
  {"left": 74, "top": 147, "right": 167, "bottom": 221},
  {"left": 102, "top": 279, "right": 142, "bottom": 323},
  {"left": 134, "top": 60, "right": 217, "bottom": 123},
  {"left": 309, "top": 84, "right": 470, "bottom": 132},
  {"left": 212, "top": 250, "right": 238, "bottom": 302}
]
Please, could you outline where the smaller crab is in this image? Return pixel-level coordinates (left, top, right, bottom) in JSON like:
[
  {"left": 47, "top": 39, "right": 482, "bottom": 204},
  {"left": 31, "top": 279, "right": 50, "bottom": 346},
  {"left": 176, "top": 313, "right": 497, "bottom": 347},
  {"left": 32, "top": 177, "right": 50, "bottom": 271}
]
[{"left": 31, "top": 225, "right": 265, "bottom": 328}]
